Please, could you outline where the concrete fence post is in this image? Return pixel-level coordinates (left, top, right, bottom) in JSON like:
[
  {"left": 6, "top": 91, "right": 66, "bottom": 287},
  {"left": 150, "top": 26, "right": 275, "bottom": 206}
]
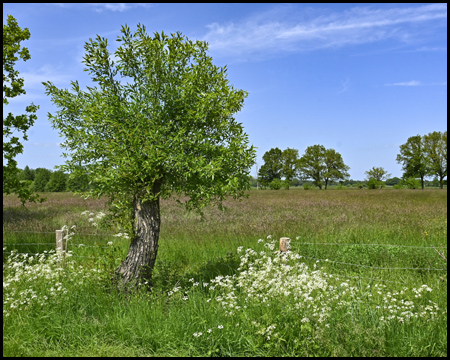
[
  {"left": 56, "top": 229, "right": 66, "bottom": 266},
  {"left": 280, "top": 237, "right": 290, "bottom": 252}
]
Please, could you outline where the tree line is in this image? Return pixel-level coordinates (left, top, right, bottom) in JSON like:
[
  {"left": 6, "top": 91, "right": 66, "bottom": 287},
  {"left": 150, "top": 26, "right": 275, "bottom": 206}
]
[
  {"left": 257, "top": 146, "right": 350, "bottom": 190},
  {"left": 257, "top": 130, "right": 447, "bottom": 190},
  {"left": 14, "top": 165, "right": 92, "bottom": 193}
]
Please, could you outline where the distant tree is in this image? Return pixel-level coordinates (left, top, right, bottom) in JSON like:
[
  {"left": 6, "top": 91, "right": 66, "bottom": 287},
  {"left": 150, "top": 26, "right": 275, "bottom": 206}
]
[
  {"left": 43, "top": 24, "right": 255, "bottom": 291},
  {"left": 18, "top": 165, "right": 35, "bottom": 181},
  {"left": 423, "top": 130, "right": 447, "bottom": 189},
  {"left": 281, "top": 148, "right": 299, "bottom": 189},
  {"left": 365, "top": 166, "right": 391, "bottom": 182},
  {"left": 297, "top": 145, "right": 326, "bottom": 189},
  {"left": 258, "top": 147, "right": 283, "bottom": 187},
  {"left": 33, "top": 168, "right": 52, "bottom": 192},
  {"left": 46, "top": 170, "right": 67, "bottom": 192},
  {"left": 3, "top": 15, "right": 42, "bottom": 205},
  {"left": 386, "top": 177, "right": 401, "bottom": 186},
  {"left": 367, "top": 177, "right": 384, "bottom": 189},
  {"left": 396, "top": 135, "right": 428, "bottom": 189},
  {"left": 297, "top": 145, "right": 350, "bottom": 189},
  {"left": 323, "top": 148, "right": 350, "bottom": 189},
  {"left": 365, "top": 166, "right": 391, "bottom": 189}
]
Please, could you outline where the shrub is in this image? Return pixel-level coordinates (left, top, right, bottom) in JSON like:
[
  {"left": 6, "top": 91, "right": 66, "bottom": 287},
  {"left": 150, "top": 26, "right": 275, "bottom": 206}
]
[
  {"left": 402, "top": 177, "right": 421, "bottom": 189},
  {"left": 303, "top": 183, "right": 313, "bottom": 190},
  {"left": 282, "top": 179, "right": 291, "bottom": 190},
  {"left": 269, "top": 179, "right": 283, "bottom": 190},
  {"left": 367, "top": 177, "right": 384, "bottom": 189}
]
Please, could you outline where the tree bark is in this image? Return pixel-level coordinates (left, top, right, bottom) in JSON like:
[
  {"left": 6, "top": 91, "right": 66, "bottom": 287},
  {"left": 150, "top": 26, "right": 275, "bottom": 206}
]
[{"left": 114, "top": 183, "right": 161, "bottom": 292}]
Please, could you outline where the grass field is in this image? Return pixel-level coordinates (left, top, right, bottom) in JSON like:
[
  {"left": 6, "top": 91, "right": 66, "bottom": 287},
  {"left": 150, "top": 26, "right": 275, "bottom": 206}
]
[{"left": 3, "top": 188, "right": 447, "bottom": 356}]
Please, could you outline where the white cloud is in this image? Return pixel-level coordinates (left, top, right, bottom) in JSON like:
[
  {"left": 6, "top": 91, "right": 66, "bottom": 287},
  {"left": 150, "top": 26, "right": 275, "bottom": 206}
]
[
  {"left": 202, "top": 4, "right": 447, "bottom": 61},
  {"left": 385, "top": 80, "right": 422, "bottom": 86},
  {"left": 52, "top": 3, "right": 151, "bottom": 12},
  {"left": 384, "top": 80, "right": 447, "bottom": 87}
]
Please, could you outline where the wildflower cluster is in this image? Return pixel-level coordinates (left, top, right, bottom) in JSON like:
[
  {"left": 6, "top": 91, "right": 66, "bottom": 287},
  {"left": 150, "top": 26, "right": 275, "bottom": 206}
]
[
  {"left": 80, "top": 210, "right": 106, "bottom": 228},
  {"left": 188, "top": 236, "right": 445, "bottom": 340},
  {"left": 376, "top": 284, "right": 441, "bottom": 323},
  {"left": 3, "top": 248, "right": 103, "bottom": 318},
  {"left": 81, "top": 210, "right": 130, "bottom": 243}
]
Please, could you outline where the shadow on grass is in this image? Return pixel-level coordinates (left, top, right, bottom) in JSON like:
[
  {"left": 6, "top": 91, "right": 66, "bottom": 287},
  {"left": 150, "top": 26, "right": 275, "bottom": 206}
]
[{"left": 152, "top": 251, "right": 241, "bottom": 292}]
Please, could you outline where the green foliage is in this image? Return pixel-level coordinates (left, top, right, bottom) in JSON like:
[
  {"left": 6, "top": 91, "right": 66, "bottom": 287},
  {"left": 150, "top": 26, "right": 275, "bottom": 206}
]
[
  {"left": 258, "top": 148, "right": 283, "bottom": 187},
  {"left": 396, "top": 135, "right": 428, "bottom": 189},
  {"left": 66, "top": 165, "right": 90, "bottom": 192},
  {"left": 281, "top": 148, "right": 299, "bottom": 187},
  {"left": 393, "top": 183, "right": 405, "bottom": 189},
  {"left": 423, "top": 130, "right": 447, "bottom": 189},
  {"left": 402, "top": 177, "right": 421, "bottom": 189},
  {"left": 33, "top": 168, "right": 52, "bottom": 192},
  {"left": 258, "top": 147, "right": 301, "bottom": 190},
  {"left": 45, "top": 170, "right": 67, "bottom": 192},
  {"left": 365, "top": 166, "right": 391, "bottom": 182},
  {"left": 3, "top": 15, "right": 42, "bottom": 205},
  {"left": 43, "top": 23, "right": 255, "bottom": 233},
  {"left": 367, "top": 177, "right": 384, "bottom": 189},
  {"left": 17, "top": 165, "right": 35, "bottom": 181},
  {"left": 282, "top": 179, "right": 291, "bottom": 190},
  {"left": 297, "top": 145, "right": 350, "bottom": 189},
  {"left": 268, "top": 178, "right": 283, "bottom": 190},
  {"left": 303, "top": 183, "right": 313, "bottom": 190},
  {"left": 386, "top": 177, "right": 401, "bottom": 186}
]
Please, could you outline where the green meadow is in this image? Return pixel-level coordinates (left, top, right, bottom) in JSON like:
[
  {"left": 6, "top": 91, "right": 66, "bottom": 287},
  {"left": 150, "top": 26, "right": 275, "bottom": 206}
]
[{"left": 3, "top": 188, "right": 447, "bottom": 356}]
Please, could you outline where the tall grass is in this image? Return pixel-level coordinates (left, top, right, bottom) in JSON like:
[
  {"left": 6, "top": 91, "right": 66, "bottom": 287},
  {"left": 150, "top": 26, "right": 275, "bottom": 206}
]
[{"left": 3, "top": 189, "right": 447, "bottom": 356}]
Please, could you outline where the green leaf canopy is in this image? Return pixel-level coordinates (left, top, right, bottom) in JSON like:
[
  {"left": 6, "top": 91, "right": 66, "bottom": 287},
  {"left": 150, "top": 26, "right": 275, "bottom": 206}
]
[{"left": 43, "top": 24, "right": 255, "bottom": 222}]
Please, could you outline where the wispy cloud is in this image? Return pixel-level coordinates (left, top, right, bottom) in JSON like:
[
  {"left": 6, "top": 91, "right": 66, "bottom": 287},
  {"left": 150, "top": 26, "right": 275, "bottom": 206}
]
[
  {"left": 384, "top": 80, "right": 447, "bottom": 86},
  {"left": 20, "top": 65, "right": 74, "bottom": 90},
  {"left": 385, "top": 80, "right": 422, "bottom": 86},
  {"left": 337, "top": 77, "right": 350, "bottom": 94},
  {"left": 52, "top": 3, "right": 152, "bottom": 13},
  {"left": 202, "top": 4, "right": 447, "bottom": 61}
]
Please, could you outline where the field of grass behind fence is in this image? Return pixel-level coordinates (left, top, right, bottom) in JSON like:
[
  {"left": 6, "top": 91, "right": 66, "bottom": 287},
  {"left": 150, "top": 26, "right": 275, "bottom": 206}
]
[{"left": 3, "top": 189, "right": 447, "bottom": 356}]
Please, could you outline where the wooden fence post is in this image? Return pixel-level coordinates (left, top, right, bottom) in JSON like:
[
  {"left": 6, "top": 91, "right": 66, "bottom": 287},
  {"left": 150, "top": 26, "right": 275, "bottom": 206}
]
[
  {"left": 56, "top": 229, "right": 66, "bottom": 265},
  {"left": 280, "top": 237, "right": 290, "bottom": 252}
]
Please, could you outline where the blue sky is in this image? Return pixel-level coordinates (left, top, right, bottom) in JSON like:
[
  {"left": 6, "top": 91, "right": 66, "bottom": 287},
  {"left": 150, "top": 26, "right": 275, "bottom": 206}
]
[{"left": 3, "top": 3, "right": 447, "bottom": 180}]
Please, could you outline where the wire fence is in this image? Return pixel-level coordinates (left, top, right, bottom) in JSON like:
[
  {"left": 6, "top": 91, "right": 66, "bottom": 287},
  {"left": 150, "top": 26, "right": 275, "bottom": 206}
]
[{"left": 4, "top": 231, "right": 447, "bottom": 279}]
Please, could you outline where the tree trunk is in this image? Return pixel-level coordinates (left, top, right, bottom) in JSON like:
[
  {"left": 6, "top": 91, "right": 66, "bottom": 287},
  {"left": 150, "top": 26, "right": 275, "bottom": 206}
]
[{"left": 114, "top": 184, "right": 161, "bottom": 292}]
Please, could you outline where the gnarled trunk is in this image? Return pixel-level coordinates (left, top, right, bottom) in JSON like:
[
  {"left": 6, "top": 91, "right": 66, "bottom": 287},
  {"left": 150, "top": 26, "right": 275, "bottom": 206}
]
[{"left": 115, "top": 185, "right": 161, "bottom": 291}]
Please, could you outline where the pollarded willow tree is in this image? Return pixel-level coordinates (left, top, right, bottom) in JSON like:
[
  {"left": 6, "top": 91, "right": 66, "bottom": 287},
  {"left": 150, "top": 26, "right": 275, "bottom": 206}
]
[{"left": 43, "top": 24, "right": 256, "bottom": 291}]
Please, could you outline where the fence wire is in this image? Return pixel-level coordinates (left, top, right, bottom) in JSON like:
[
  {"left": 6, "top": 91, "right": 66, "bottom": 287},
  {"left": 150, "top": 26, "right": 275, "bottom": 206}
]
[
  {"left": 290, "top": 241, "right": 447, "bottom": 249},
  {"left": 3, "top": 232, "right": 447, "bottom": 273}
]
